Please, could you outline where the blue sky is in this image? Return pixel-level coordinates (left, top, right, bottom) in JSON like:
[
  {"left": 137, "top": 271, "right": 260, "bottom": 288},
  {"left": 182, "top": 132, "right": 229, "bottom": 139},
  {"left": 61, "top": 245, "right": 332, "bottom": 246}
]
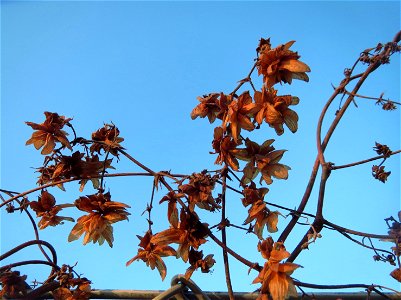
[{"left": 1, "top": 0, "right": 400, "bottom": 295}]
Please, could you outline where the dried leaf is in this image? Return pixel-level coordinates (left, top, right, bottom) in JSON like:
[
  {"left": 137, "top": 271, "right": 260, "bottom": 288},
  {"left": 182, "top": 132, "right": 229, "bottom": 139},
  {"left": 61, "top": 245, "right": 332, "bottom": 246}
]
[
  {"left": 283, "top": 109, "right": 298, "bottom": 133},
  {"left": 266, "top": 211, "right": 279, "bottom": 233},
  {"left": 390, "top": 268, "right": 401, "bottom": 283},
  {"left": 280, "top": 59, "right": 311, "bottom": 73}
]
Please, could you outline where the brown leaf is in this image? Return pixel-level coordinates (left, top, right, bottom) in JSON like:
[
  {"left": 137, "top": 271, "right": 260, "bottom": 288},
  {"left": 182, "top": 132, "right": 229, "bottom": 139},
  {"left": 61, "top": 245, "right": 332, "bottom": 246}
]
[
  {"left": 266, "top": 211, "right": 280, "bottom": 233},
  {"left": 155, "top": 258, "right": 168, "bottom": 281},
  {"left": 280, "top": 59, "right": 311, "bottom": 73},
  {"left": 151, "top": 228, "right": 183, "bottom": 245},
  {"left": 283, "top": 109, "right": 298, "bottom": 133}
]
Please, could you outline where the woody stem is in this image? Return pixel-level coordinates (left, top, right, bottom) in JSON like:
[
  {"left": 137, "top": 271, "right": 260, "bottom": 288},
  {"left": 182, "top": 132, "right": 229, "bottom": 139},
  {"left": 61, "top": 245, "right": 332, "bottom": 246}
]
[{"left": 220, "top": 167, "right": 234, "bottom": 300}]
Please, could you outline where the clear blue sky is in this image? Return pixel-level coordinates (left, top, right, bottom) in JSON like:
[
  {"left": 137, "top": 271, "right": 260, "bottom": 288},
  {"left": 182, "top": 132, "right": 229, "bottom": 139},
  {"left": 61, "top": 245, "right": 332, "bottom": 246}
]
[{"left": 1, "top": 0, "right": 400, "bottom": 294}]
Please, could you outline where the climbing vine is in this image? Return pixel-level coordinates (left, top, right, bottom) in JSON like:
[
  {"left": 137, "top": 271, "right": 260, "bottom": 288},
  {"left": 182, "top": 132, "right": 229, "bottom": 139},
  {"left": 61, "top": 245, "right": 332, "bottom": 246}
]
[{"left": 1, "top": 31, "right": 401, "bottom": 300}]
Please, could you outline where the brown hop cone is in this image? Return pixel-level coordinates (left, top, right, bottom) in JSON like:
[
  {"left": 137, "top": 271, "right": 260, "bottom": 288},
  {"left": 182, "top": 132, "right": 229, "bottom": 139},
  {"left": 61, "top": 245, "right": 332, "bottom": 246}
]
[
  {"left": 191, "top": 93, "right": 230, "bottom": 123},
  {"left": 241, "top": 182, "right": 269, "bottom": 207},
  {"left": 0, "top": 270, "right": 28, "bottom": 298},
  {"left": 257, "top": 40, "right": 310, "bottom": 88},
  {"left": 185, "top": 249, "right": 215, "bottom": 279},
  {"left": 212, "top": 127, "right": 241, "bottom": 171},
  {"left": 243, "top": 199, "right": 280, "bottom": 239},
  {"left": 254, "top": 88, "right": 300, "bottom": 136},
  {"left": 179, "top": 172, "right": 220, "bottom": 212},
  {"left": 68, "top": 192, "right": 130, "bottom": 247},
  {"left": 126, "top": 231, "right": 177, "bottom": 281},
  {"left": 26, "top": 112, "right": 72, "bottom": 155},
  {"left": 231, "top": 138, "right": 277, "bottom": 185},
  {"left": 223, "top": 91, "right": 258, "bottom": 142},
  {"left": 372, "top": 165, "right": 391, "bottom": 183},
  {"left": 151, "top": 209, "right": 209, "bottom": 263},
  {"left": 253, "top": 242, "right": 300, "bottom": 300},
  {"left": 382, "top": 101, "right": 397, "bottom": 111},
  {"left": 53, "top": 266, "right": 92, "bottom": 300},
  {"left": 373, "top": 142, "right": 392, "bottom": 157},
  {"left": 29, "top": 190, "right": 74, "bottom": 229},
  {"left": 234, "top": 138, "right": 289, "bottom": 186},
  {"left": 90, "top": 124, "right": 124, "bottom": 157}
]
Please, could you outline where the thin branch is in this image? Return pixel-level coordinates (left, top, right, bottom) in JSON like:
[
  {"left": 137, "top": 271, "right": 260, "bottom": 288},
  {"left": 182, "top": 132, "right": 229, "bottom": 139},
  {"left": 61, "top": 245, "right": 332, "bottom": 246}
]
[
  {"left": 207, "top": 230, "right": 261, "bottom": 272},
  {"left": 343, "top": 89, "right": 401, "bottom": 105},
  {"left": 332, "top": 150, "right": 401, "bottom": 170},
  {"left": 324, "top": 219, "right": 391, "bottom": 240},
  {"left": 227, "top": 168, "right": 245, "bottom": 187},
  {"left": 0, "top": 188, "right": 20, "bottom": 194},
  {"left": 120, "top": 149, "right": 162, "bottom": 176},
  {"left": 337, "top": 230, "right": 395, "bottom": 260},
  {"left": 231, "top": 62, "right": 258, "bottom": 96},
  {"left": 0, "top": 240, "right": 59, "bottom": 277},
  {"left": 0, "top": 260, "right": 57, "bottom": 272},
  {"left": 0, "top": 172, "right": 185, "bottom": 209},
  {"left": 146, "top": 183, "right": 156, "bottom": 231},
  {"left": 99, "top": 150, "right": 111, "bottom": 192},
  {"left": 316, "top": 77, "right": 351, "bottom": 165}
]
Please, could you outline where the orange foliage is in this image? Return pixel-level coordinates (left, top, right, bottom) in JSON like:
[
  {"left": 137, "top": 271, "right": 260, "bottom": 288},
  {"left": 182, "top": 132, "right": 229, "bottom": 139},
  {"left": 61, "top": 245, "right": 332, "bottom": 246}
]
[
  {"left": 68, "top": 192, "right": 130, "bottom": 247},
  {"left": 253, "top": 241, "right": 300, "bottom": 300},
  {"left": 26, "top": 112, "right": 72, "bottom": 155}
]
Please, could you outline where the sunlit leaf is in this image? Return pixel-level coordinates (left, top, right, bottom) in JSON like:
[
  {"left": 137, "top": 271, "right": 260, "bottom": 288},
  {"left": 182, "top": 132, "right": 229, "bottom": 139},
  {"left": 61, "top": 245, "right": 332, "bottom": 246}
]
[{"left": 280, "top": 59, "right": 311, "bottom": 73}]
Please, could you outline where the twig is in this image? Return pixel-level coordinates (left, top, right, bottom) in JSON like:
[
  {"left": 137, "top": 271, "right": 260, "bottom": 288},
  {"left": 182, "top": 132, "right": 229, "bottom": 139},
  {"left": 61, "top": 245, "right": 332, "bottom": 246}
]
[
  {"left": 336, "top": 230, "right": 395, "bottom": 260},
  {"left": 324, "top": 219, "right": 391, "bottom": 240},
  {"left": 332, "top": 150, "right": 401, "bottom": 170},
  {"left": 343, "top": 89, "right": 401, "bottom": 105},
  {"left": 231, "top": 62, "right": 258, "bottom": 96},
  {"left": 0, "top": 172, "right": 180, "bottom": 209}
]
